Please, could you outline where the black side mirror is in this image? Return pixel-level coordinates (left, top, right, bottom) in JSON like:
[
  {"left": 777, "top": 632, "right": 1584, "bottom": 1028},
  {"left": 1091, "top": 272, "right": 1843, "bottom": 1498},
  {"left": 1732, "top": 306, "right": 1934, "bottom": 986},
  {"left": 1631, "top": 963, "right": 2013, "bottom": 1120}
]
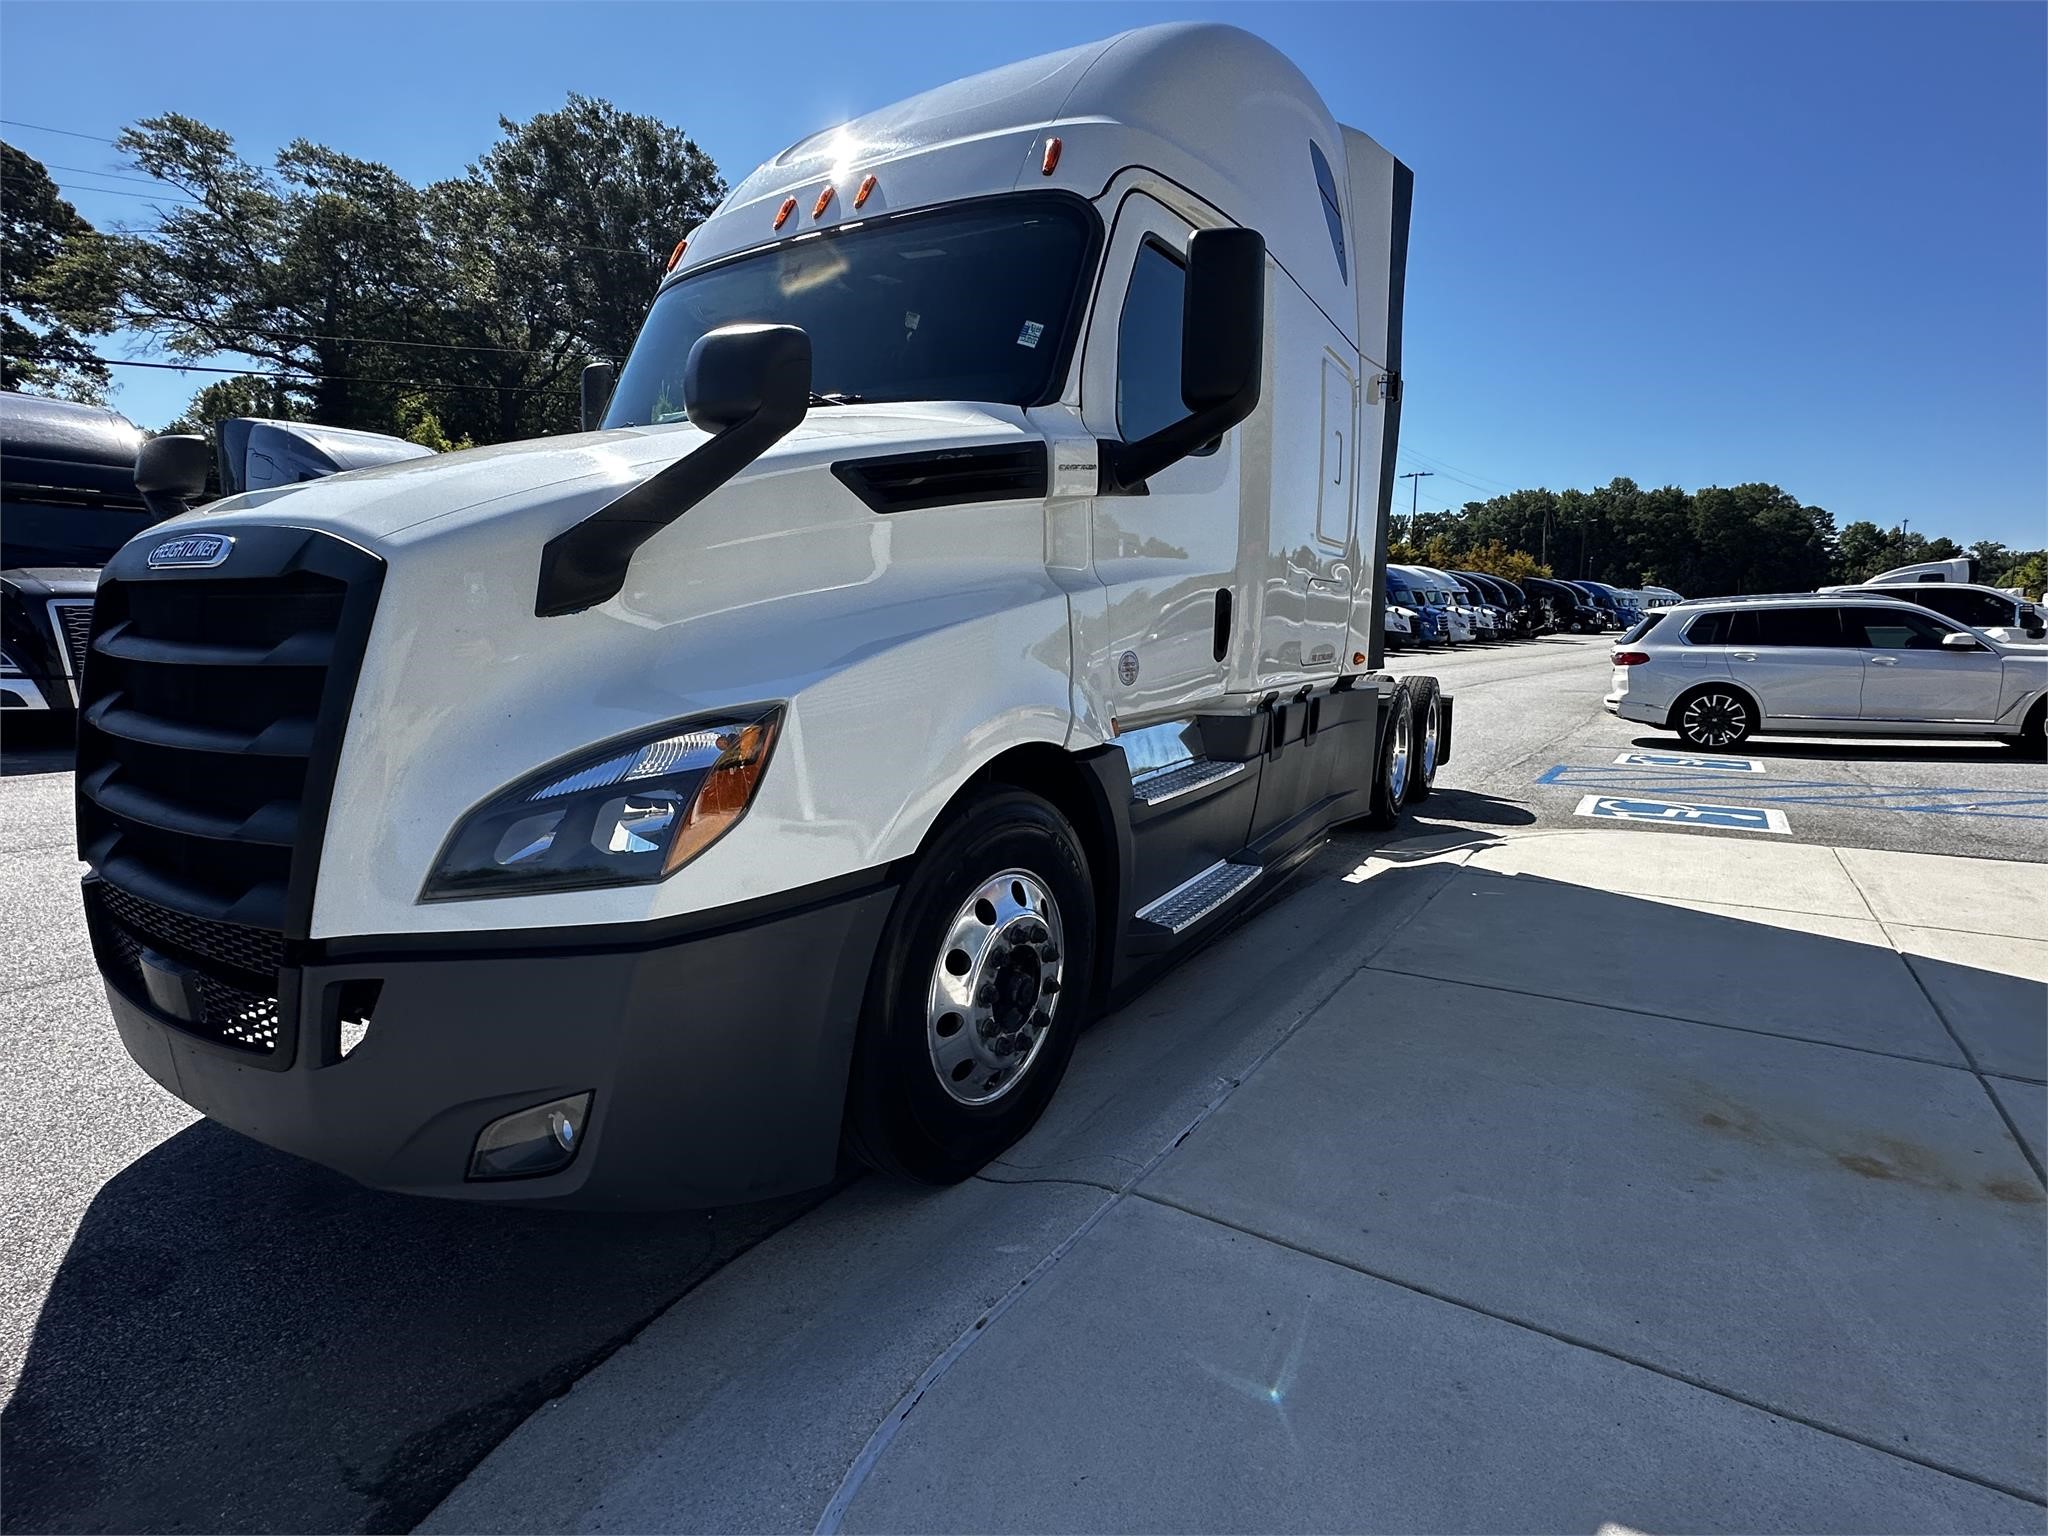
[
  {"left": 537, "top": 324, "right": 810, "bottom": 616},
  {"left": 580, "top": 361, "right": 617, "bottom": 433},
  {"left": 1104, "top": 227, "right": 1266, "bottom": 492},
  {"left": 684, "top": 323, "right": 812, "bottom": 435},
  {"left": 134, "top": 434, "right": 212, "bottom": 522}
]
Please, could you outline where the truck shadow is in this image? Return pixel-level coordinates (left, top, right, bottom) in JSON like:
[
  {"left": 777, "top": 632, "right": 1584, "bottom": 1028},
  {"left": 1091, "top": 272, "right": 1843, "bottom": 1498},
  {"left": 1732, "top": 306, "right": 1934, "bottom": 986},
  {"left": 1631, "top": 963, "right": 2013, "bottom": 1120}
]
[{"left": 0, "top": 1126, "right": 830, "bottom": 1534}]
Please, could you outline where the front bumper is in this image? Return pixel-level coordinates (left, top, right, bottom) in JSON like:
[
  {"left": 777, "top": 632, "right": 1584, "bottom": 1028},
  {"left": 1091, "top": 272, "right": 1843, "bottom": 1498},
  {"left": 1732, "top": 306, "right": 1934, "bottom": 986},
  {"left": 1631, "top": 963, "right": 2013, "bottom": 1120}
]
[{"left": 93, "top": 876, "right": 898, "bottom": 1209}]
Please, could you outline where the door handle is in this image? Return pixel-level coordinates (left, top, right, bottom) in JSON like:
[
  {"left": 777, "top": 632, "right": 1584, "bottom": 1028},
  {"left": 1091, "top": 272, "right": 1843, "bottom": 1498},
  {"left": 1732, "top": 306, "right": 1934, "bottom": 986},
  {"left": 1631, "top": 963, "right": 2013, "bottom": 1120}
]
[
  {"left": 1308, "top": 563, "right": 1351, "bottom": 591},
  {"left": 1869, "top": 655, "right": 1899, "bottom": 666},
  {"left": 1730, "top": 651, "right": 1758, "bottom": 662}
]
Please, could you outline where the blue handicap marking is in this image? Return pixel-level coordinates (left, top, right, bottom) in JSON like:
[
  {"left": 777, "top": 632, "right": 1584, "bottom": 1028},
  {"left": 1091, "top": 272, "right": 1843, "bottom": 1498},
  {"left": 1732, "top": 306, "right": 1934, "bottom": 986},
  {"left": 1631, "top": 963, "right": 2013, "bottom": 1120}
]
[
  {"left": 1573, "top": 795, "right": 1791, "bottom": 835},
  {"left": 1611, "top": 751, "right": 1763, "bottom": 773}
]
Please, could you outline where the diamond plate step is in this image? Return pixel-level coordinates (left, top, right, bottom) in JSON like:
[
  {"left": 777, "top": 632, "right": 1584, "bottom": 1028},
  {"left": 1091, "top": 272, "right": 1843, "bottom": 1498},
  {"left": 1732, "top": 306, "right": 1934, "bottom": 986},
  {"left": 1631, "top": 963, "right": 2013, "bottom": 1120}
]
[
  {"left": 1135, "top": 859, "right": 1260, "bottom": 935},
  {"left": 1131, "top": 757, "right": 1247, "bottom": 806}
]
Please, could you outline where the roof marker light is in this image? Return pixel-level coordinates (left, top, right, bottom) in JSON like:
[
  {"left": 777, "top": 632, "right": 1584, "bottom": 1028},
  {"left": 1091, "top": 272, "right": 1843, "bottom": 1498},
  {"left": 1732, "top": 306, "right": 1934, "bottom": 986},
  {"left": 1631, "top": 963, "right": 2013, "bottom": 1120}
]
[
  {"left": 1041, "top": 137, "right": 1062, "bottom": 176},
  {"left": 665, "top": 239, "right": 687, "bottom": 272},
  {"left": 854, "top": 174, "right": 877, "bottom": 209},
  {"left": 774, "top": 197, "right": 797, "bottom": 230},
  {"left": 813, "top": 184, "right": 835, "bottom": 219}
]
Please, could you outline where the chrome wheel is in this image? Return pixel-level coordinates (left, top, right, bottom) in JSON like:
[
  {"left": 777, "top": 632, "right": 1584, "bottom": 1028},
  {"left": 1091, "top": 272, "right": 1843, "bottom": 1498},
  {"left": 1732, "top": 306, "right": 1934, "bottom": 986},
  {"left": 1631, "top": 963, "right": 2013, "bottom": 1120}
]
[
  {"left": 1419, "top": 692, "right": 1440, "bottom": 780},
  {"left": 925, "top": 869, "right": 1066, "bottom": 1107},
  {"left": 1387, "top": 693, "right": 1412, "bottom": 803},
  {"left": 1681, "top": 691, "right": 1747, "bottom": 748}
]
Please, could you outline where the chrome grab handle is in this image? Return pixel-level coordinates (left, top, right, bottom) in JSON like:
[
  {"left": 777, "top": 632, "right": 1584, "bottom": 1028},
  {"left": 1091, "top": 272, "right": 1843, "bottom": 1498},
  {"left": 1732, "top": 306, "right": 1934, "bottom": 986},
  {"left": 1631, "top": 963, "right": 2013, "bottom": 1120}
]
[{"left": 1869, "top": 655, "right": 1900, "bottom": 666}]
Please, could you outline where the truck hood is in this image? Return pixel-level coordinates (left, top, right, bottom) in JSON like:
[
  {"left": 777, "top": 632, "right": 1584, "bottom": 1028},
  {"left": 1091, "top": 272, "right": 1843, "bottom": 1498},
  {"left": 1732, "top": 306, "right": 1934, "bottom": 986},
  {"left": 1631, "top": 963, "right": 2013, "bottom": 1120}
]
[{"left": 172, "top": 400, "right": 1040, "bottom": 551}]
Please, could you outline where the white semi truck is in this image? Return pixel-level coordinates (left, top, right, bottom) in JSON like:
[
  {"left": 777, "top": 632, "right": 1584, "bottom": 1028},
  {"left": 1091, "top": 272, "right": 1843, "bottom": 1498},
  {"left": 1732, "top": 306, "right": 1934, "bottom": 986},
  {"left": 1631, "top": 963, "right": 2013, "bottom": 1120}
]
[{"left": 77, "top": 23, "right": 1450, "bottom": 1207}]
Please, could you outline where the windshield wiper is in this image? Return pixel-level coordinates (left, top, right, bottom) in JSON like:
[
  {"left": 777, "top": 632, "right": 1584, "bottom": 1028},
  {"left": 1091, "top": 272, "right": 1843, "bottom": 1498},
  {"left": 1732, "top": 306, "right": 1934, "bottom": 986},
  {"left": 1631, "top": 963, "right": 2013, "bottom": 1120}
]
[{"left": 808, "top": 391, "right": 867, "bottom": 406}]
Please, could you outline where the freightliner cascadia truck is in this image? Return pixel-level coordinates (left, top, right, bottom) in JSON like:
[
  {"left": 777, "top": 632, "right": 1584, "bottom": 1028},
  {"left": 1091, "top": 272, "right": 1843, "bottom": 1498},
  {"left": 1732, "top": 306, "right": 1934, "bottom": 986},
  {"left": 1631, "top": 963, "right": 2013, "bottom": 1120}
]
[{"left": 76, "top": 22, "right": 1449, "bottom": 1207}]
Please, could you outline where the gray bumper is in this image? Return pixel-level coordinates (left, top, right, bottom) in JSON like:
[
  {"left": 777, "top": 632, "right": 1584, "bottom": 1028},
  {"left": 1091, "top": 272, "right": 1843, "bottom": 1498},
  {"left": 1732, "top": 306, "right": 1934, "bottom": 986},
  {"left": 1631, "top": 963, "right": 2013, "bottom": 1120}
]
[{"left": 96, "top": 878, "right": 897, "bottom": 1210}]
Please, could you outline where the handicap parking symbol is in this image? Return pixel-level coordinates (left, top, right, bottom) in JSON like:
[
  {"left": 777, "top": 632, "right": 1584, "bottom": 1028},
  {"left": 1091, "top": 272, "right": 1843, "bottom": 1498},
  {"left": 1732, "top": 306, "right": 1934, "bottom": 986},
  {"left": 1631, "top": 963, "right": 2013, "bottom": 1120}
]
[
  {"left": 1573, "top": 795, "right": 1790, "bottom": 835},
  {"left": 1612, "top": 751, "right": 1764, "bottom": 773}
]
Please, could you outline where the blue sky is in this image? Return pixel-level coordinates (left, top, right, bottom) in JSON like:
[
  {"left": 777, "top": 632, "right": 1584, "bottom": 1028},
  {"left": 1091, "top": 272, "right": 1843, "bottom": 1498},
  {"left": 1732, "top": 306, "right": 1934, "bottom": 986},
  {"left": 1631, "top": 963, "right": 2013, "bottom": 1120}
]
[{"left": 3, "top": 2, "right": 2043, "bottom": 546}]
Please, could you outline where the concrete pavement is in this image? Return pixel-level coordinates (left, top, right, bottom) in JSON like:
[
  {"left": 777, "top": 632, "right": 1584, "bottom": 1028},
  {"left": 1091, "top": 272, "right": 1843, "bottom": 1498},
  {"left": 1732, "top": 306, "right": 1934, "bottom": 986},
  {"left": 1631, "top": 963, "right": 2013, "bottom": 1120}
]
[{"left": 427, "top": 828, "right": 2047, "bottom": 1534}]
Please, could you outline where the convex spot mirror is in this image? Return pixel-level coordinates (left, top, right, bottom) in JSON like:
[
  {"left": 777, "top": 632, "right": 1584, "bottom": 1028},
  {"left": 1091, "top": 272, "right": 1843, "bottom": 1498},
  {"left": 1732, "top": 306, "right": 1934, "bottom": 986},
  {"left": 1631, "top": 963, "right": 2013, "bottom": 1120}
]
[{"left": 1105, "top": 226, "right": 1267, "bottom": 492}]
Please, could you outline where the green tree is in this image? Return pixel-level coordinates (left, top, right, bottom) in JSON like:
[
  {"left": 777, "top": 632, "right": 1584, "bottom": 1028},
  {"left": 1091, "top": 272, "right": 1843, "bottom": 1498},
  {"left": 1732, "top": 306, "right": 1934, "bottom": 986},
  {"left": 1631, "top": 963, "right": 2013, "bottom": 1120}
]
[{"left": 1, "top": 143, "right": 118, "bottom": 399}]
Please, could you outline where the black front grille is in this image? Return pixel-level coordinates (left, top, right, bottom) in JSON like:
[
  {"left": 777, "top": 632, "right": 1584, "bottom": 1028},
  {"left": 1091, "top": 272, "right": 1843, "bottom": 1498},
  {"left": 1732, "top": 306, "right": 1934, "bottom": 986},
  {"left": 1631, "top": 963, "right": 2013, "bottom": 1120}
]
[
  {"left": 75, "top": 526, "right": 384, "bottom": 1062},
  {"left": 51, "top": 600, "right": 94, "bottom": 686},
  {"left": 833, "top": 444, "right": 1049, "bottom": 514},
  {"left": 76, "top": 568, "right": 350, "bottom": 931}
]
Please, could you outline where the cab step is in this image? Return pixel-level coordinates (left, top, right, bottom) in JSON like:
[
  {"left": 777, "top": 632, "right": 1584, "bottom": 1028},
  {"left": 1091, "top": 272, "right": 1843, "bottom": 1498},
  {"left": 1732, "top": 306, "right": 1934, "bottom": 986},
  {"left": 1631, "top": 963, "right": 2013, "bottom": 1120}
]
[
  {"left": 1134, "top": 858, "right": 1260, "bottom": 934},
  {"left": 1130, "top": 756, "right": 1247, "bottom": 806}
]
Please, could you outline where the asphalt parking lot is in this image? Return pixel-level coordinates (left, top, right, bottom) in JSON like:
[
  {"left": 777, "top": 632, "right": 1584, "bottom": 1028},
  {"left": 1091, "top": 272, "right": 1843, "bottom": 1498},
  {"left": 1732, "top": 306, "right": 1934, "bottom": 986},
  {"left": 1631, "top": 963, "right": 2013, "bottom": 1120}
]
[{"left": 1, "top": 635, "right": 2042, "bottom": 1533}]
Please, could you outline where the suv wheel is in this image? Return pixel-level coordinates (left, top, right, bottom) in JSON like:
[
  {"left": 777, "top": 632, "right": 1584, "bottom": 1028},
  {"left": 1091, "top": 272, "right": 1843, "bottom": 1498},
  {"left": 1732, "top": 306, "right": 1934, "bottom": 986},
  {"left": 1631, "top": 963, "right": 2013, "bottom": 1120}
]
[
  {"left": 1674, "top": 687, "right": 1756, "bottom": 750},
  {"left": 843, "top": 788, "right": 1094, "bottom": 1184}
]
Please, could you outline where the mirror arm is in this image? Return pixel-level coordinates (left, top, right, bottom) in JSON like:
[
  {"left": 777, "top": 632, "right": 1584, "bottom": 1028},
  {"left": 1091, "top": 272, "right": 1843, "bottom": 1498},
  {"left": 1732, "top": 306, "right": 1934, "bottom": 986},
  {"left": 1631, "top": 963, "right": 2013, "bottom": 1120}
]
[{"left": 535, "top": 407, "right": 794, "bottom": 617}]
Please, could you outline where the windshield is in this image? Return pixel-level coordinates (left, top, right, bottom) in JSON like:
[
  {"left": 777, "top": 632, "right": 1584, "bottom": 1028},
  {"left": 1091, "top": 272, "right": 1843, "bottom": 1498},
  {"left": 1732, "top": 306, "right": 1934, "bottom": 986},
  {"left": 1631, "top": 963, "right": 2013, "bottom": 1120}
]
[
  {"left": 1, "top": 493, "right": 154, "bottom": 568},
  {"left": 605, "top": 195, "right": 1098, "bottom": 427}
]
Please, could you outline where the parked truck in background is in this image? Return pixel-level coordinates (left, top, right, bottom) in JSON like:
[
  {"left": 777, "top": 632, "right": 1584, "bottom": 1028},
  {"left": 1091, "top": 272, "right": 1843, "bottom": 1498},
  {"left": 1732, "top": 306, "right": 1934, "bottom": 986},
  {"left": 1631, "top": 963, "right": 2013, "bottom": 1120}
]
[{"left": 74, "top": 23, "right": 1453, "bottom": 1209}]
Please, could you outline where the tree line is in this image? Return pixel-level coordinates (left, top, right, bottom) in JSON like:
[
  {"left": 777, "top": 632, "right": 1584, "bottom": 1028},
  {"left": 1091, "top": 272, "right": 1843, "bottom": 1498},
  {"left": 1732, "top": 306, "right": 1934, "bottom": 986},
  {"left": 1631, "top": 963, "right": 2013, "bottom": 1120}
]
[
  {"left": 2, "top": 97, "right": 721, "bottom": 448},
  {"left": 4, "top": 119, "right": 2038, "bottom": 598},
  {"left": 1390, "top": 478, "right": 2044, "bottom": 598}
]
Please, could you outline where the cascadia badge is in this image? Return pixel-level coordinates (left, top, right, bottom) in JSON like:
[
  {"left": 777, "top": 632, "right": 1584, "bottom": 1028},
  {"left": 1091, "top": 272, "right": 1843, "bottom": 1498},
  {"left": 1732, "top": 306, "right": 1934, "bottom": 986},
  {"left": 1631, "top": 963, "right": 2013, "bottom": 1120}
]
[{"left": 146, "top": 533, "right": 233, "bottom": 570}]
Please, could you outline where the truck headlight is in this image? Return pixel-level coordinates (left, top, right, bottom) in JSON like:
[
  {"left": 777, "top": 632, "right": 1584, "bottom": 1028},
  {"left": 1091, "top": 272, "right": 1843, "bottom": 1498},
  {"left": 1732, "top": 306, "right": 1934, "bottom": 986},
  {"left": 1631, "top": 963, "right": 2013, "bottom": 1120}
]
[{"left": 424, "top": 706, "right": 782, "bottom": 899}]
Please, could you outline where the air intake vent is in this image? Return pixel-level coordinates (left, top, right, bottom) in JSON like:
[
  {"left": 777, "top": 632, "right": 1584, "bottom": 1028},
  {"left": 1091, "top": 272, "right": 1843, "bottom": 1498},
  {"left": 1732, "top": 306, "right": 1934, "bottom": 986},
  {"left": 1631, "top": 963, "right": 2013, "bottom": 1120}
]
[{"left": 832, "top": 444, "right": 1048, "bottom": 514}]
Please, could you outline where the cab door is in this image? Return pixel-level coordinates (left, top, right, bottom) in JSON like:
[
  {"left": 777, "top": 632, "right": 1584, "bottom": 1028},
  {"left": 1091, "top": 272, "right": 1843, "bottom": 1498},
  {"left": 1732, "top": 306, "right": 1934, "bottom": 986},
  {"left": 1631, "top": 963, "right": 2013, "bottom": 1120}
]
[
  {"left": 1080, "top": 194, "right": 1241, "bottom": 724},
  {"left": 1303, "top": 353, "right": 1358, "bottom": 664}
]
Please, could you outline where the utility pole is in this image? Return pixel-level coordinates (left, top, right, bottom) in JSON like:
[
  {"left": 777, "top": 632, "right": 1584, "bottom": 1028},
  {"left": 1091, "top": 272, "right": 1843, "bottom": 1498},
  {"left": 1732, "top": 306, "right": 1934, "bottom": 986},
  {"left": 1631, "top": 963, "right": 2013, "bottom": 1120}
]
[{"left": 1397, "top": 470, "right": 1433, "bottom": 543}]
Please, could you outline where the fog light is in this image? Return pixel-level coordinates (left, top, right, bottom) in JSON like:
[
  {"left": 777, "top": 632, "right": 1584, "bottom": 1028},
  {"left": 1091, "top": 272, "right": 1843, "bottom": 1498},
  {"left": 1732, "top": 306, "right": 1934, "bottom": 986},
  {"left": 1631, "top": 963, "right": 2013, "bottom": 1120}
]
[{"left": 468, "top": 1092, "right": 592, "bottom": 1180}]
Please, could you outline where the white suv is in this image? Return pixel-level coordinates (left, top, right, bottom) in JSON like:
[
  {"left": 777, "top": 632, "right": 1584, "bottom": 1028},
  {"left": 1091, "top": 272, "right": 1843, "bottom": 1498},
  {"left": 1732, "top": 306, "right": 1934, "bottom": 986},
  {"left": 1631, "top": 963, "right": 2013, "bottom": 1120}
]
[{"left": 1605, "top": 594, "right": 2048, "bottom": 751}]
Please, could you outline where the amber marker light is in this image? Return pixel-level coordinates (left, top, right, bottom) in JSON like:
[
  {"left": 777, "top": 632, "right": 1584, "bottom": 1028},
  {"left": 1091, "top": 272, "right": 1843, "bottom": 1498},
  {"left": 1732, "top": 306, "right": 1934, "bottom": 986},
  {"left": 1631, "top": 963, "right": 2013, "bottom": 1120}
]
[
  {"left": 813, "top": 185, "right": 835, "bottom": 218},
  {"left": 1041, "top": 137, "right": 1062, "bottom": 175},
  {"left": 665, "top": 239, "right": 687, "bottom": 272},
  {"left": 854, "top": 174, "right": 877, "bottom": 209},
  {"left": 774, "top": 196, "right": 797, "bottom": 230}
]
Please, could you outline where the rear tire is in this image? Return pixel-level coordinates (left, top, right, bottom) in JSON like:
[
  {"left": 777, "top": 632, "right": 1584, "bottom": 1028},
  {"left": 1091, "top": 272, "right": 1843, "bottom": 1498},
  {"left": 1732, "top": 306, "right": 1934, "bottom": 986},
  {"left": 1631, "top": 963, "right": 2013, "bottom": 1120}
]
[
  {"left": 1405, "top": 676, "right": 1441, "bottom": 804},
  {"left": 1362, "top": 681, "right": 1414, "bottom": 830},
  {"left": 1672, "top": 686, "right": 1757, "bottom": 750},
  {"left": 843, "top": 788, "right": 1095, "bottom": 1185}
]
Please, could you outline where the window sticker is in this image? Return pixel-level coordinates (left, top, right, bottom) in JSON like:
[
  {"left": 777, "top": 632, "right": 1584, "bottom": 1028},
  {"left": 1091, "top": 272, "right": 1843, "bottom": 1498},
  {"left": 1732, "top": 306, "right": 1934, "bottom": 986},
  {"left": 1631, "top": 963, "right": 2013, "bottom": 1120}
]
[{"left": 1017, "top": 320, "right": 1045, "bottom": 348}]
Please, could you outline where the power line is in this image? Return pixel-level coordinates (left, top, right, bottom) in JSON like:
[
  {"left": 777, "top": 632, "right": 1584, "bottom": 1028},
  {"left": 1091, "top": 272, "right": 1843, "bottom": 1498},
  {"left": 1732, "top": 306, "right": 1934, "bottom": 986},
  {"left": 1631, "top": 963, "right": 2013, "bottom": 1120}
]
[
  {"left": 122, "top": 314, "right": 556, "bottom": 356},
  {"left": 2, "top": 172, "right": 201, "bottom": 205},
  {"left": 1, "top": 117, "right": 120, "bottom": 144},
  {"left": 37, "top": 159, "right": 182, "bottom": 188},
  {"left": 86, "top": 355, "right": 576, "bottom": 396}
]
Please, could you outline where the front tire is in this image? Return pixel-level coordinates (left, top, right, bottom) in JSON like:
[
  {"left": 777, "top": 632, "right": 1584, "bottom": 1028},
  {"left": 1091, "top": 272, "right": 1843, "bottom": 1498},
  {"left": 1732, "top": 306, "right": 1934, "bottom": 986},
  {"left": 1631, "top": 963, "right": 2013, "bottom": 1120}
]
[
  {"left": 843, "top": 788, "right": 1095, "bottom": 1185},
  {"left": 1673, "top": 686, "right": 1757, "bottom": 750}
]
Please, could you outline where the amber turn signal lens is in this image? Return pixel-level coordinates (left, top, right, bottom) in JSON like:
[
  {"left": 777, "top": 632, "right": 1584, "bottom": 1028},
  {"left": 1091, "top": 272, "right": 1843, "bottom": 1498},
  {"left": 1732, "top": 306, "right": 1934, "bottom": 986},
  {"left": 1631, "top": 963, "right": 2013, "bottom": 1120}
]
[
  {"left": 774, "top": 196, "right": 797, "bottom": 230},
  {"left": 663, "top": 715, "right": 781, "bottom": 874}
]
